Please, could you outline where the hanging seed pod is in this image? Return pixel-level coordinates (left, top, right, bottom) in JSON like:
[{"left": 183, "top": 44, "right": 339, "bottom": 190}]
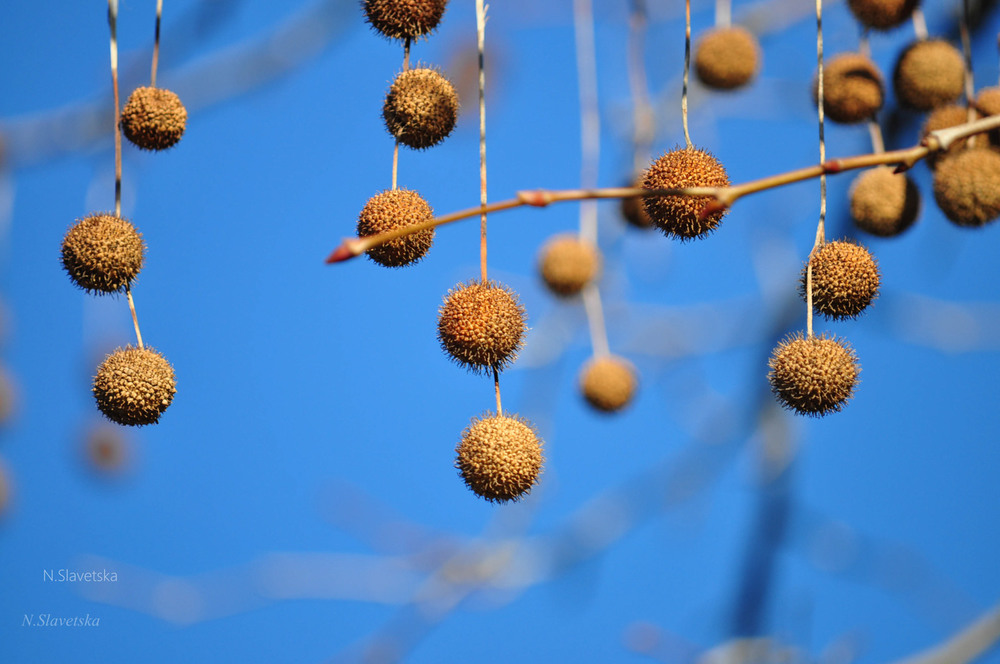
[
  {"left": 61, "top": 213, "right": 145, "bottom": 294},
  {"left": 579, "top": 355, "right": 638, "bottom": 413},
  {"left": 849, "top": 166, "right": 920, "bottom": 237},
  {"left": 933, "top": 146, "right": 1000, "bottom": 227},
  {"left": 120, "top": 87, "right": 187, "bottom": 151},
  {"left": 363, "top": 0, "right": 448, "bottom": 42},
  {"left": 383, "top": 67, "right": 459, "bottom": 149},
  {"left": 437, "top": 280, "right": 527, "bottom": 374},
  {"left": 356, "top": 188, "right": 435, "bottom": 267},
  {"left": 894, "top": 39, "right": 965, "bottom": 111},
  {"left": 847, "top": 0, "right": 918, "bottom": 30},
  {"left": 694, "top": 26, "right": 760, "bottom": 90},
  {"left": 537, "top": 234, "right": 601, "bottom": 297},
  {"left": 455, "top": 412, "right": 544, "bottom": 502},
  {"left": 800, "top": 240, "right": 881, "bottom": 320},
  {"left": 642, "top": 147, "right": 730, "bottom": 240},
  {"left": 814, "top": 53, "right": 884, "bottom": 124},
  {"left": 768, "top": 333, "right": 860, "bottom": 416},
  {"left": 93, "top": 346, "right": 176, "bottom": 426}
]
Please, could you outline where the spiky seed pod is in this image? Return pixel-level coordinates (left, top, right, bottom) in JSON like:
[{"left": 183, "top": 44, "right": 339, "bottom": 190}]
[
  {"left": 363, "top": 0, "right": 447, "bottom": 41},
  {"left": 846, "top": 0, "right": 918, "bottom": 30},
  {"left": 92, "top": 346, "right": 176, "bottom": 427},
  {"left": 61, "top": 213, "right": 145, "bottom": 294},
  {"left": 922, "top": 104, "right": 974, "bottom": 167},
  {"left": 694, "top": 26, "right": 760, "bottom": 90},
  {"left": 537, "top": 234, "right": 601, "bottom": 297},
  {"left": 933, "top": 147, "right": 1000, "bottom": 227},
  {"left": 893, "top": 40, "right": 965, "bottom": 111},
  {"left": 579, "top": 355, "right": 638, "bottom": 413},
  {"left": 120, "top": 87, "right": 187, "bottom": 151},
  {"left": 620, "top": 174, "right": 653, "bottom": 229},
  {"left": 437, "top": 280, "right": 526, "bottom": 374},
  {"left": 455, "top": 412, "right": 543, "bottom": 503},
  {"left": 799, "top": 240, "right": 880, "bottom": 320},
  {"left": 382, "top": 68, "right": 458, "bottom": 150},
  {"left": 356, "top": 188, "right": 435, "bottom": 267},
  {"left": 768, "top": 333, "right": 860, "bottom": 416},
  {"left": 849, "top": 166, "right": 920, "bottom": 237},
  {"left": 642, "top": 147, "right": 730, "bottom": 240},
  {"left": 814, "top": 53, "right": 884, "bottom": 124}
]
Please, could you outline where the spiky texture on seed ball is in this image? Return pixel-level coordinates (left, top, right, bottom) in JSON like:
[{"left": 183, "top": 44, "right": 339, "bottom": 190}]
[
  {"left": 893, "top": 40, "right": 965, "bottom": 111},
  {"left": 815, "top": 53, "right": 884, "bottom": 124},
  {"left": 61, "top": 213, "right": 145, "bottom": 294},
  {"left": 455, "top": 412, "right": 543, "bottom": 503},
  {"left": 922, "top": 104, "right": 974, "bottom": 167},
  {"left": 382, "top": 67, "right": 458, "bottom": 150},
  {"left": 437, "top": 280, "right": 526, "bottom": 374},
  {"left": 694, "top": 26, "right": 760, "bottom": 90},
  {"left": 537, "top": 234, "right": 601, "bottom": 297},
  {"left": 846, "top": 0, "right": 918, "bottom": 30},
  {"left": 579, "top": 355, "right": 638, "bottom": 413},
  {"left": 933, "top": 147, "right": 1000, "bottom": 227},
  {"left": 621, "top": 174, "right": 653, "bottom": 229},
  {"left": 363, "top": 0, "right": 447, "bottom": 41},
  {"left": 120, "top": 87, "right": 187, "bottom": 151},
  {"left": 93, "top": 346, "right": 176, "bottom": 426},
  {"left": 356, "top": 188, "right": 435, "bottom": 267},
  {"left": 642, "top": 147, "right": 730, "bottom": 240},
  {"left": 768, "top": 334, "right": 860, "bottom": 417},
  {"left": 849, "top": 166, "right": 920, "bottom": 237},
  {"left": 799, "top": 240, "right": 880, "bottom": 320}
]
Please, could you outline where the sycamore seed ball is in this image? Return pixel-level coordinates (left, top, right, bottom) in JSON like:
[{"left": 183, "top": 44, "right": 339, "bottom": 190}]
[
  {"left": 455, "top": 413, "right": 544, "bottom": 503},
  {"left": 120, "top": 87, "right": 187, "bottom": 151},
  {"left": 800, "top": 240, "right": 880, "bottom": 320},
  {"left": 849, "top": 166, "right": 920, "bottom": 237},
  {"left": 975, "top": 87, "right": 1000, "bottom": 116},
  {"left": 382, "top": 68, "right": 458, "bottom": 150},
  {"left": 768, "top": 334, "right": 860, "bottom": 417},
  {"left": 356, "top": 188, "right": 435, "bottom": 267},
  {"left": 437, "top": 280, "right": 527, "bottom": 374},
  {"left": 579, "top": 355, "right": 638, "bottom": 413},
  {"left": 61, "top": 213, "right": 145, "bottom": 294},
  {"left": 363, "top": 0, "right": 448, "bottom": 41},
  {"left": 847, "top": 0, "right": 918, "bottom": 30},
  {"left": 538, "top": 234, "right": 601, "bottom": 297},
  {"left": 894, "top": 39, "right": 965, "bottom": 111},
  {"left": 694, "top": 26, "right": 760, "bottom": 90},
  {"left": 815, "top": 53, "right": 884, "bottom": 124},
  {"left": 923, "top": 104, "right": 974, "bottom": 166},
  {"left": 93, "top": 346, "right": 176, "bottom": 427},
  {"left": 642, "top": 147, "right": 730, "bottom": 240},
  {"left": 933, "top": 147, "right": 1000, "bottom": 227}
]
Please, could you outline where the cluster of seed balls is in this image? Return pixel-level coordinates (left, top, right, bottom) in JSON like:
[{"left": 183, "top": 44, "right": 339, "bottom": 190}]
[{"left": 60, "top": 85, "right": 187, "bottom": 426}]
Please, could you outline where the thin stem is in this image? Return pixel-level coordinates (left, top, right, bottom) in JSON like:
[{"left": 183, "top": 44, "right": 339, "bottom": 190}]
[
  {"left": 859, "top": 27, "right": 870, "bottom": 58},
  {"left": 125, "top": 286, "right": 144, "bottom": 350},
  {"left": 392, "top": 142, "right": 399, "bottom": 189},
  {"left": 715, "top": 0, "right": 731, "bottom": 29},
  {"left": 403, "top": 38, "right": 411, "bottom": 70},
  {"left": 682, "top": 0, "right": 693, "bottom": 149},
  {"left": 493, "top": 367, "right": 502, "bottom": 416},
  {"left": 809, "top": 0, "right": 826, "bottom": 338},
  {"left": 574, "top": 0, "right": 599, "bottom": 246},
  {"left": 109, "top": 0, "right": 122, "bottom": 218},
  {"left": 582, "top": 283, "right": 610, "bottom": 358},
  {"left": 911, "top": 7, "right": 928, "bottom": 41},
  {"left": 627, "top": 0, "right": 654, "bottom": 174},
  {"left": 151, "top": 0, "right": 164, "bottom": 87},
  {"left": 476, "top": 0, "right": 488, "bottom": 283},
  {"left": 867, "top": 119, "right": 885, "bottom": 154},
  {"left": 960, "top": 0, "right": 977, "bottom": 145}
]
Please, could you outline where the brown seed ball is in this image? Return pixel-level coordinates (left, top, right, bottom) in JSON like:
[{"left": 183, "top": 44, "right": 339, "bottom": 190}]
[
  {"left": 437, "top": 280, "right": 527, "bottom": 374},
  {"left": 975, "top": 87, "right": 1000, "bottom": 116},
  {"left": 799, "top": 240, "right": 880, "bottom": 320},
  {"left": 846, "top": 0, "right": 918, "bottom": 30},
  {"left": 579, "top": 355, "right": 638, "bottom": 413},
  {"left": 620, "top": 174, "right": 653, "bottom": 229},
  {"left": 455, "top": 413, "right": 543, "bottom": 503},
  {"left": 923, "top": 104, "right": 974, "bottom": 167},
  {"left": 894, "top": 40, "right": 965, "bottom": 111},
  {"left": 363, "top": 0, "right": 447, "bottom": 41},
  {"left": 642, "top": 147, "right": 730, "bottom": 240},
  {"left": 537, "top": 234, "right": 601, "bottom": 297},
  {"left": 92, "top": 346, "right": 176, "bottom": 427},
  {"left": 61, "top": 213, "right": 145, "bottom": 294},
  {"left": 120, "top": 87, "right": 187, "bottom": 151},
  {"left": 849, "top": 166, "right": 920, "bottom": 237},
  {"left": 933, "top": 147, "right": 1000, "bottom": 227},
  {"left": 694, "top": 26, "right": 760, "bottom": 90},
  {"left": 356, "top": 188, "right": 435, "bottom": 267},
  {"left": 382, "top": 67, "right": 458, "bottom": 150},
  {"left": 815, "top": 53, "right": 884, "bottom": 124},
  {"left": 768, "top": 333, "right": 860, "bottom": 417}
]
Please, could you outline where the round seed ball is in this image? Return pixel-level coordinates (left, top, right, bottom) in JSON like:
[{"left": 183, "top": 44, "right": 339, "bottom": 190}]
[
  {"left": 799, "top": 240, "right": 880, "bottom": 320},
  {"left": 120, "top": 87, "right": 187, "bottom": 151},
  {"left": 455, "top": 412, "right": 544, "bottom": 503},
  {"left": 768, "top": 333, "right": 860, "bottom": 417},
  {"left": 61, "top": 213, "right": 145, "bottom": 294},
  {"left": 846, "top": 0, "right": 918, "bottom": 30},
  {"left": 894, "top": 39, "right": 965, "bottom": 111},
  {"left": 537, "top": 234, "right": 601, "bottom": 297},
  {"left": 93, "top": 346, "right": 176, "bottom": 426},
  {"left": 356, "top": 188, "right": 435, "bottom": 267},
  {"left": 383, "top": 67, "right": 458, "bottom": 150},
  {"left": 579, "top": 355, "right": 638, "bottom": 413},
  {"left": 815, "top": 53, "right": 884, "bottom": 124},
  {"left": 363, "top": 0, "right": 447, "bottom": 41},
  {"left": 694, "top": 26, "right": 760, "bottom": 90},
  {"left": 642, "top": 147, "right": 730, "bottom": 240},
  {"left": 849, "top": 166, "right": 920, "bottom": 237},
  {"left": 620, "top": 174, "right": 653, "bottom": 229},
  {"left": 933, "top": 146, "right": 1000, "bottom": 227},
  {"left": 923, "top": 104, "right": 974, "bottom": 167},
  {"left": 437, "top": 280, "right": 526, "bottom": 374}
]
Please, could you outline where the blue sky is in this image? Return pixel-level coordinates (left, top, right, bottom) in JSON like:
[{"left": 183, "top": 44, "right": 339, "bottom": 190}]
[{"left": 2, "top": 1, "right": 1000, "bottom": 662}]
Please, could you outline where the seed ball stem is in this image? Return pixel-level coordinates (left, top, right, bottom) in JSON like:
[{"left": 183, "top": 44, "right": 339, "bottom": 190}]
[{"left": 455, "top": 412, "right": 544, "bottom": 503}]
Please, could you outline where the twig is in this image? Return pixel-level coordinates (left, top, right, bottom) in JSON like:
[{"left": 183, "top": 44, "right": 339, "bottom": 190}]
[
  {"left": 108, "top": 0, "right": 122, "bottom": 218},
  {"left": 476, "top": 2, "right": 488, "bottom": 282},
  {"left": 126, "top": 287, "right": 144, "bottom": 350},
  {"left": 682, "top": 0, "right": 693, "bottom": 149},
  {"left": 807, "top": 0, "right": 827, "bottom": 338}
]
